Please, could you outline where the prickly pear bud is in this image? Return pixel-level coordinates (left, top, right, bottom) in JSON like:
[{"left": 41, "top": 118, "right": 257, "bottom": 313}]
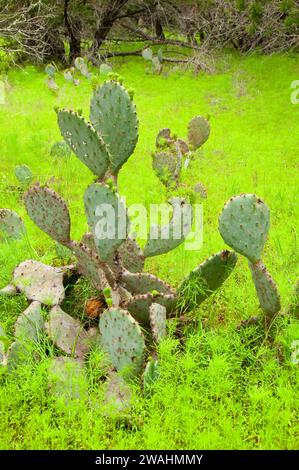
[
  {"left": 77, "top": 109, "right": 83, "bottom": 116},
  {"left": 106, "top": 298, "right": 113, "bottom": 307},
  {"left": 151, "top": 290, "right": 159, "bottom": 297},
  {"left": 127, "top": 88, "right": 135, "bottom": 100},
  {"left": 103, "top": 287, "right": 111, "bottom": 297}
]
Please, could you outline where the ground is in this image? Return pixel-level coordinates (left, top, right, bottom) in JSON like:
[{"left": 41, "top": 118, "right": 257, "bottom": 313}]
[{"left": 0, "top": 52, "right": 298, "bottom": 449}]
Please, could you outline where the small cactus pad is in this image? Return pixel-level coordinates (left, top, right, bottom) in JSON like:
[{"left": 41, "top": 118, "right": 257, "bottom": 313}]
[
  {"left": 90, "top": 81, "right": 138, "bottom": 174},
  {"left": 13, "top": 260, "right": 65, "bottom": 306},
  {"left": 99, "top": 308, "right": 145, "bottom": 374},
  {"left": 46, "top": 306, "right": 90, "bottom": 358},
  {"left": 15, "top": 164, "right": 33, "bottom": 186},
  {"left": 249, "top": 261, "right": 281, "bottom": 318},
  {"left": 0, "top": 284, "right": 17, "bottom": 297},
  {"left": 14, "top": 301, "right": 44, "bottom": 341},
  {"left": 125, "top": 293, "right": 177, "bottom": 325},
  {"left": 25, "top": 186, "right": 71, "bottom": 245},
  {"left": 84, "top": 183, "right": 129, "bottom": 261},
  {"left": 57, "top": 110, "right": 110, "bottom": 178},
  {"left": 177, "top": 250, "right": 237, "bottom": 311},
  {"left": 152, "top": 150, "right": 181, "bottom": 186},
  {"left": 144, "top": 198, "right": 192, "bottom": 258},
  {"left": 121, "top": 271, "right": 174, "bottom": 296},
  {"left": 71, "top": 241, "right": 107, "bottom": 290},
  {"left": 149, "top": 303, "right": 167, "bottom": 342},
  {"left": 142, "top": 48, "right": 153, "bottom": 61},
  {"left": 177, "top": 139, "right": 189, "bottom": 155},
  {"left": 156, "top": 128, "right": 175, "bottom": 148},
  {"left": 6, "top": 340, "right": 40, "bottom": 372},
  {"left": 0, "top": 209, "right": 25, "bottom": 241},
  {"left": 219, "top": 194, "right": 270, "bottom": 263},
  {"left": 117, "top": 237, "right": 144, "bottom": 273},
  {"left": 103, "top": 372, "right": 132, "bottom": 418},
  {"left": 48, "top": 356, "right": 88, "bottom": 404},
  {"left": 187, "top": 115, "right": 210, "bottom": 149}
]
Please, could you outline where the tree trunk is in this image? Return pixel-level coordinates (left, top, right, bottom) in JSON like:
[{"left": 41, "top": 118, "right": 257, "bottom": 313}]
[
  {"left": 64, "top": 0, "right": 81, "bottom": 63},
  {"left": 91, "top": 0, "right": 129, "bottom": 61},
  {"left": 153, "top": 1, "right": 165, "bottom": 39}
]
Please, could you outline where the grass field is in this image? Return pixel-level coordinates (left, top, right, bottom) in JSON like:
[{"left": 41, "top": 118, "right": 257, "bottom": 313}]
[{"left": 0, "top": 52, "right": 298, "bottom": 449}]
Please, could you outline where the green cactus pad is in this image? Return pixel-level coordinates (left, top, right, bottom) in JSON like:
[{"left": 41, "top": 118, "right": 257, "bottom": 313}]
[
  {"left": 57, "top": 110, "right": 110, "bottom": 178},
  {"left": 125, "top": 293, "right": 177, "bottom": 325},
  {"left": 0, "top": 209, "right": 25, "bottom": 241},
  {"left": 149, "top": 303, "right": 167, "bottom": 342},
  {"left": 13, "top": 260, "right": 65, "bottom": 306},
  {"left": 249, "top": 261, "right": 281, "bottom": 318},
  {"left": 14, "top": 301, "right": 44, "bottom": 341},
  {"left": 84, "top": 183, "right": 129, "bottom": 261},
  {"left": 90, "top": 81, "right": 138, "bottom": 174},
  {"left": 0, "top": 284, "right": 17, "bottom": 296},
  {"left": 103, "top": 372, "right": 132, "bottom": 418},
  {"left": 15, "top": 164, "right": 33, "bottom": 186},
  {"left": 152, "top": 150, "right": 181, "bottom": 186},
  {"left": 117, "top": 237, "right": 144, "bottom": 273},
  {"left": 99, "top": 308, "right": 145, "bottom": 374},
  {"left": 142, "top": 48, "right": 153, "bottom": 61},
  {"left": 48, "top": 356, "right": 88, "bottom": 404},
  {"left": 144, "top": 198, "right": 192, "bottom": 258},
  {"left": 46, "top": 306, "right": 90, "bottom": 358},
  {"left": 121, "top": 271, "right": 174, "bottom": 296},
  {"left": 25, "top": 185, "right": 71, "bottom": 245},
  {"left": 177, "top": 250, "right": 238, "bottom": 311},
  {"left": 187, "top": 115, "right": 210, "bottom": 149},
  {"left": 219, "top": 194, "right": 270, "bottom": 263},
  {"left": 71, "top": 241, "right": 107, "bottom": 290}
]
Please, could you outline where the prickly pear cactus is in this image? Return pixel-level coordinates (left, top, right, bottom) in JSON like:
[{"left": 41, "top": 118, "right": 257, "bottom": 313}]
[
  {"left": 99, "top": 308, "right": 145, "bottom": 374},
  {"left": 15, "top": 164, "right": 33, "bottom": 186},
  {"left": 90, "top": 80, "right": 138, "bottom": 174},
  {"left": 219, "top": 194, "right": 280, "bottom": 320},
  {"left": 219, "top": 194, "right": 270, "bottom": 263},
  {"left": 25, "top": 186, "right": 71, "bottom": 245},
  {"left": 0, "top": 209, "right": 25, "bottom": 241},
  {"left": 187, "top": 116, "right": 210, "bottom": 150},
  {"left": 177, "top": 250, "right": 237, "bottom": 312}
]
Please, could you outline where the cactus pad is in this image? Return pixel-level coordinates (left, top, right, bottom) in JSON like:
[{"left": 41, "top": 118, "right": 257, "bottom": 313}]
[
  {"left": 0, "top": 284, "right": 17, "bottom": 296},
  {"left": 84, "top": 183, "right": 129, "bottom": 261},
  {"left": 58, "top": 110, "right": 110, "bottom": 178},
  {"left": 46, "top": 306, "right": 90, "bottom": 358},
  {"left": 15, "top": 164, "right": 33, "bottom": 186},
  {"left": 187, "top": 115, "right": 210, "bottom": 149},
  {"left": 177, "top": 250, "right": 237, "bottom": 311},
  {"left": 13, "top": 260, "right": 65, "bottom": 306},
  {"left": 0, "top": 209, "right": 25, "bottom": 241},
  {"left": 125, "top": 293, "right": 177, "bottom": 325},
  {"left": 71, "top": 242, "right": 107, "bottom": 291},
  {"left": 25, "top": 185, "right": 71, "bottom": 245},
  {"left": 90, "top": 81, "right": 138, "bottom": 174},
  {"left": 99, "top": 308, "right": 145, "bottom": 374},
  {"left": 152, "top": 150, "right": 181, "bottom": 186},
  {"left": 48, "top": 356, "right": 88, "bottom": 403},
  {"left": 249, "top": 261, "right": 281, "bottom": 318},
  {"left": 118, "top": 237, "right": 144, "bottom": 273},
  {"left": 103, "top": 372, "right": 132, "bottom": 417},
  {"left": 14, "top": 301, "right": 44, "bottom": 341},
  {"left": 156, "top": 128, "right": 175, "bottom": 148},
  {"left": 219, "top": 194, "right": 270, "bottom": 263},
  {"left": 144, "top": 198, "right": 192, "bottom": 258},
  {"left": 149, "top": 303, "right": 167, "bottom": 342},
  {"left": 121, "top": 272, "right": 174, "bottom": 296}
]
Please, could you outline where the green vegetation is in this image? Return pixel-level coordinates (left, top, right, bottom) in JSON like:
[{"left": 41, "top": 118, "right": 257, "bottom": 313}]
[{"left": 0, "top": 52, "right": 298, "bottom": 449}]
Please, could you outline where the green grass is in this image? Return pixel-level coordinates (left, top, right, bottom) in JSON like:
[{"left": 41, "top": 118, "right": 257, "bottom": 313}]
[{"left": 0, "top": 52, "right": 298, "bottom": 449}]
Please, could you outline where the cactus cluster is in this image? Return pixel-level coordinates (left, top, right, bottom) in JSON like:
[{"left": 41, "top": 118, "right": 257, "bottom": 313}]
[
  {"left": 219, "top": 194, "right": 281, "bottom": 322},
  {"left": 142, "top": 48, "right": 163, "bottom": 74},
  {"left": 0, "top": 80, "right": 237, "bottom": 399},
  {"left": 152, "top": 115, "right": 210, "bottom": 188}
]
